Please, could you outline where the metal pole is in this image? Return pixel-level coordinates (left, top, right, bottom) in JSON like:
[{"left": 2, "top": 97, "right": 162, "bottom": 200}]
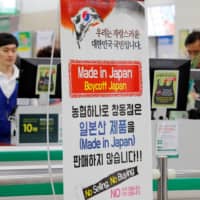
[{"left": 157, "top": 156, "right": 168, "bottom": 200}]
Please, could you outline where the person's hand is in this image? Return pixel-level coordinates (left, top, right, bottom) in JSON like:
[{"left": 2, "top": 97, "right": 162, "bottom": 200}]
[
  {"left": 187, "top": 90, "right": 199, "bottom": 110},
  {"left": 190, "top": 91, "right": 200, "bottom": 100}
]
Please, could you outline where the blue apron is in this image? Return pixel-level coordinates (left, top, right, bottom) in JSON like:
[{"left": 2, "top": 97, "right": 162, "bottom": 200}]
[{"left": 0, "top": 83, "right": 18, "bottom": 144}]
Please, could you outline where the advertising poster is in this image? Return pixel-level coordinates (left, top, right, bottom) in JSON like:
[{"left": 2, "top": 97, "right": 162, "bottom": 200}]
[
  {"left": 15, "top": 31, "right": 32, "bottom": 58},
  {"left": 60, "top": 0, "right": 152, "bottom": 200},
  {"left": 152, "top": 70, "right": 179, "bottom": 109},
  {"left": 35, "top": 64, "right": 57, "bottom": 95}
]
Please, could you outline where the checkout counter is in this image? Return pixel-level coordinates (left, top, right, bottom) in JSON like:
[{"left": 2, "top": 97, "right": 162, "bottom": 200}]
[
  {"left": 11, "top": 103, "right": 62, "bottom": 145},
  {"left": 0, "top": 115, "right": 200, "bottom": 199},
  {"left": 0, "top": 102, "right": 63, "bottom": 198},
  {"left": 0, "top": 120, "right": 200, "bottom": 199},
  {"left": 1, "top": 71, "right": 200, "bottom": 199}
]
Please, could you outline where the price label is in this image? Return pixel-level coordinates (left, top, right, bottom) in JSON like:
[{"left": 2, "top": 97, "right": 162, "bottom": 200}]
[
  {"left": 19, "top": 114, "right": 58, "bottom": 143},
  {"left": 23, "top": 123, "right": 38, "bottom": 133}
]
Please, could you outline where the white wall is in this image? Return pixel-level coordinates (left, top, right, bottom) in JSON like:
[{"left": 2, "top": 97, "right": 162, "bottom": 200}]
[
  {"left": 18, "top": 0, "right": 60, "bottom": 35},
  {"left": 174, "top": 0, "right": 200, "bottom": 57},
  {"left": 147, "top": 0, "right": 174, "bottom": 6},
  {"left": 17, "top": 0, "right": 200, "bottom": 58},
  {"left": 20, "top": 0, "right": 59, "bottom": 13},
  {"left": 175, "top": 0, "right": 200, "bottom": 30},
  {"left": 20, "top": 0, "right": 174, "bottom": 13},
  {"left": 17, "top": 0, "right": 176, "bottom": 58}
]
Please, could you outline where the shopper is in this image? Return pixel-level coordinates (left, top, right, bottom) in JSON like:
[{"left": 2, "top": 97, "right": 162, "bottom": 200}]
[
  {"left": 36, "top": 45, "right": 60, "bottom": 58},
  {"left": 0, "top": 32, "right": 19, "bottom": 144}
]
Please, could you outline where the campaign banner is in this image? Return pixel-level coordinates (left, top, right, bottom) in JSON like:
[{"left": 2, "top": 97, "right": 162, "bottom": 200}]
[
  {"left": 69, "top": 60, "right": 142, "bottom": 97},
  {"left": 60, "top": 0, "right": 152, "bottom": 200}
]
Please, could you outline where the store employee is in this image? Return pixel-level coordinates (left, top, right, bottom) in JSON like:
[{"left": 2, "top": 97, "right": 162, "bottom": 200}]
[
  {"left": 185, "top": 31, "right": 200, "bottom": 68},
  {"left": 0, "top": 33, "right": 19, "bottom": 144}
]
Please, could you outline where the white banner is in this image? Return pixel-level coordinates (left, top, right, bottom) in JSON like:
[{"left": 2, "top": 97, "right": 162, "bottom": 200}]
[{"left": 60, "top": 0, "right": 152, "bottom": 199}]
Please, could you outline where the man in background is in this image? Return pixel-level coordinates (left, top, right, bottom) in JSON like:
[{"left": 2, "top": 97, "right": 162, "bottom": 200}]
[
  {"left": 36, "top": 45, "right": 60, "bottom": 58},
  {"left": 185, "top": 30, "right": 200, "bottom": 68},
  {"left": 184, "top": 31, "right": 200, "bottom": 118},
  {"left": 0, "top": 32, "right": 19, "bottom": 144}
]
